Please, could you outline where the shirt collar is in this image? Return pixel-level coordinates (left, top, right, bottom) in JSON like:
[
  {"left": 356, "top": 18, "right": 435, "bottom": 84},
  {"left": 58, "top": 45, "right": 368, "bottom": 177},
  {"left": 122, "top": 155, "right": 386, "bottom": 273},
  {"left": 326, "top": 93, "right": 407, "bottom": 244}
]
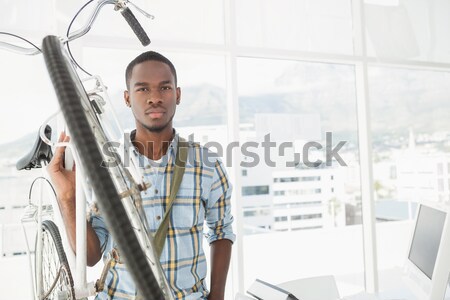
[{"left": 127, "top": 129, "right": 179, "bottom": 167}]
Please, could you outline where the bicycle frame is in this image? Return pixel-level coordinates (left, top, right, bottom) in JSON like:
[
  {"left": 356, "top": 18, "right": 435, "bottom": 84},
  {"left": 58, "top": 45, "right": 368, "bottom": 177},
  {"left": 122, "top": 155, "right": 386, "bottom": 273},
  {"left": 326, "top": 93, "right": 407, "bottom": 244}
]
[
  {"left": 19, "top": 134, "right": 77, "bottom": 300},
  {"left": 19, "top": 117, "right": 88, "bottom": 299},
  {"left": 20, "top": 163, "right": 51, "bottom": 300},
  {"left": 34, "top": 73, "right": 167, "bottom": 299},
  {"left": 2, "top": 1, "right": 174, "bottom": 299},
  {"left": 40, "top": 39, "right": 174, "bottom": 297}
]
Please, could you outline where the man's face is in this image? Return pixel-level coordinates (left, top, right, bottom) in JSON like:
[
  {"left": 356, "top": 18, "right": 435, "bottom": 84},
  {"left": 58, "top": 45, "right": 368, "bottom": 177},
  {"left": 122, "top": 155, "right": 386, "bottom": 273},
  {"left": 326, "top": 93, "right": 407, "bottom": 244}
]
[{"left": 125, "top": 60, "right": 180, "bottom": 133}]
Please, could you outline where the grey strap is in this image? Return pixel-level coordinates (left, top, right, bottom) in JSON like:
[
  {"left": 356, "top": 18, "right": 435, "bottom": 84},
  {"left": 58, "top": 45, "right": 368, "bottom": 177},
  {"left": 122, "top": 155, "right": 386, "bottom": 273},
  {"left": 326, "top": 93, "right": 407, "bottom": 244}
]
[{"left": 153, "top": 139, "right": 188, "bottom": 258}]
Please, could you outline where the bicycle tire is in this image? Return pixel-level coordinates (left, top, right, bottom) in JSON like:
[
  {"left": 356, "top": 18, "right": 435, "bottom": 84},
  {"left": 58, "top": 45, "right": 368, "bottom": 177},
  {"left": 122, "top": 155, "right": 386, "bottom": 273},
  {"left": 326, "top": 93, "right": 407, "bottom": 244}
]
[
  {"left": 42, "top": 35, "right": 164, "bottom": 299},
  {"left": 36, "top": 220, "right": 75, "bottom": 300}
]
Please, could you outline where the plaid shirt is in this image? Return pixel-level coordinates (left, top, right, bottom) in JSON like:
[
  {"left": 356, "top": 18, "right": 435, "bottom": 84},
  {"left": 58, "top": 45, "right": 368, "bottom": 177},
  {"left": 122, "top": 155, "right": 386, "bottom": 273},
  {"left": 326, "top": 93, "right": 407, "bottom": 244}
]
[{"left": 91, "top": 131, "right": 235, "bottom": 300}]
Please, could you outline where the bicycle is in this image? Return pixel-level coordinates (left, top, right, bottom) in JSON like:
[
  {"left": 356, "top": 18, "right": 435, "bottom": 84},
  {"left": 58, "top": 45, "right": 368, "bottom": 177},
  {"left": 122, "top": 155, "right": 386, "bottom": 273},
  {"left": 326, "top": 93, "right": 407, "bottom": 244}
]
[
  {"left": 2, "top": 1, "right": 175, "bottom": 299},
  {"left": 18, "top": 124, "right": 77, "bottom": 300}
]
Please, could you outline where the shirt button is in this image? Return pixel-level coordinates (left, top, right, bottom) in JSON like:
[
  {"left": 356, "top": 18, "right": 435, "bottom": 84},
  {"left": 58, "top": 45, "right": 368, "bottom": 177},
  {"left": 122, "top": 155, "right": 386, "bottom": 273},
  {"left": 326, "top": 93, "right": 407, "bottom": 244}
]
[
  {"left": 155, "top": 189, "right": 159, "bottom": 194},
  {"left": 156, "top": 215, "right": 161, "bottom": 220}
]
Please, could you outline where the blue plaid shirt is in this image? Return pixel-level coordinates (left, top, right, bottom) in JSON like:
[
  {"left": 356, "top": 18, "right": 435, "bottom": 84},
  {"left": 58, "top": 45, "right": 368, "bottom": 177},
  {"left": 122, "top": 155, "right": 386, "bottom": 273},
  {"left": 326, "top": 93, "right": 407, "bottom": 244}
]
[{"left": 91, "top": 131, "right": 235, "bottom": 300}]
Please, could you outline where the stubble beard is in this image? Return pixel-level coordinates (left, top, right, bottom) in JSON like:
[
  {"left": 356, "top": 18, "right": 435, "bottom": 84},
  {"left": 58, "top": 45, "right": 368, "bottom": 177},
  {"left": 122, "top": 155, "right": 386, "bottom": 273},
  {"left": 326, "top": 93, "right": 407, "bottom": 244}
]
[{"left": 139, "top": 112, "right": 175, "bottom": 133}]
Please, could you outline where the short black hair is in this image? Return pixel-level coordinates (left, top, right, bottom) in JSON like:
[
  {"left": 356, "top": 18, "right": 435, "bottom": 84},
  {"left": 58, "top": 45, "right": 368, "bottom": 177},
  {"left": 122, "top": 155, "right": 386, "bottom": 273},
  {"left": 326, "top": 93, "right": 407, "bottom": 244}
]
[{"left": 125, "top": 51, "right": 177, "bottom": 90}]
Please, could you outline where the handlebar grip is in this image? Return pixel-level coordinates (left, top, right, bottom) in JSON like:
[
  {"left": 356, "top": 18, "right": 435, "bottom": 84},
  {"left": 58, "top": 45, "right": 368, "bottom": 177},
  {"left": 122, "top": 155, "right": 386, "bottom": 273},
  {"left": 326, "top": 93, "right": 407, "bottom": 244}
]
[{"left": 120, "top": 7, "right": 150, "bottom": 46}]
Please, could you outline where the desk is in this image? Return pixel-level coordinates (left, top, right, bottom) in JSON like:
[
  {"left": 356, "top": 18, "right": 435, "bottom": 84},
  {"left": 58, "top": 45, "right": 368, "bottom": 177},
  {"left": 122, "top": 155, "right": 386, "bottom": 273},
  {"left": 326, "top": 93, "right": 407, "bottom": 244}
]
[
  {"left": 343, "top": 291, "right": 415, "bottom": 300},
  {"left": 340, "top": 268, "right": 418, "bottom": 300},
  {"left": 277, "top": 275, "right": 341, "bottom": 300},
  {"left": 236, "top": 275, "right": 341, "bottom": 300}
]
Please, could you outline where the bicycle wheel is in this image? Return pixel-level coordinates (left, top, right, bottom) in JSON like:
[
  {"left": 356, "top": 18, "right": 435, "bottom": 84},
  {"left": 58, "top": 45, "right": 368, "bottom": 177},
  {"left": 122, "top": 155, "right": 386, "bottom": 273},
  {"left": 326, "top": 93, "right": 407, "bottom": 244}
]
[
  {"left": 42, "top": 35, "right": 166, "bottom": 299},
  {"left": 36, "top": 220, "right": 75, "bottom": 300}
]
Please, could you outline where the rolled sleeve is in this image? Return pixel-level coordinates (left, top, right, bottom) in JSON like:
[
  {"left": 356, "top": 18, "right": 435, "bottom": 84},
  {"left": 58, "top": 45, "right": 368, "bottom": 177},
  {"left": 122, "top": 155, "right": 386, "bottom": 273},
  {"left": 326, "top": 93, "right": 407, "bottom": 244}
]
[
  {"left": 205, "top": 159, "right": 236, "bottom": 244},
  {"left": 89, "top": 212, "right": 110, "bottom": 254}
]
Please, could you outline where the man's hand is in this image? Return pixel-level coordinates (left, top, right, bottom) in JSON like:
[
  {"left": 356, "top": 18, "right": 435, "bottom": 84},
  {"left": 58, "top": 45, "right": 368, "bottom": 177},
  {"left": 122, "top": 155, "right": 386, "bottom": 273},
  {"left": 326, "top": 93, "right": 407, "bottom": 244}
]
[
  {"left": 47, "top": 132, "right": 75, "bottom": 203},
  {"left": 47, "top": 132, "right": 102, "bottom": 266}
]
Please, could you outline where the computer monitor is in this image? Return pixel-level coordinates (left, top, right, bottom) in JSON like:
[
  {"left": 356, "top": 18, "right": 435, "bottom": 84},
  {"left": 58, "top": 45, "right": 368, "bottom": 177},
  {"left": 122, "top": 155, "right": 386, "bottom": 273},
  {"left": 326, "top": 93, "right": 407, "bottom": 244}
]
[{"left": 403, "top": 202, "right": 450, "bottom": 300}]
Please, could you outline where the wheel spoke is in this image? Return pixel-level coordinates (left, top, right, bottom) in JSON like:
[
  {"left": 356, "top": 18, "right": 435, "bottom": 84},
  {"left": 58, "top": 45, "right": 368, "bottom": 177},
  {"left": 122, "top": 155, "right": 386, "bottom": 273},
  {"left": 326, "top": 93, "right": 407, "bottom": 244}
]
[{"left": 36, "top": 221, "right": 75, "bottom": 300}]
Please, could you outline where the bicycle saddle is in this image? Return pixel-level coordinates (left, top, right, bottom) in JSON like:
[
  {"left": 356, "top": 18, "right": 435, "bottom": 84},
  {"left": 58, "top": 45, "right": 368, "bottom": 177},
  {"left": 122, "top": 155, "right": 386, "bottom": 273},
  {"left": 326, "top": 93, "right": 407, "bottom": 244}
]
[{"left": 16, "top": 125, "right": 53, "bottom": 170}]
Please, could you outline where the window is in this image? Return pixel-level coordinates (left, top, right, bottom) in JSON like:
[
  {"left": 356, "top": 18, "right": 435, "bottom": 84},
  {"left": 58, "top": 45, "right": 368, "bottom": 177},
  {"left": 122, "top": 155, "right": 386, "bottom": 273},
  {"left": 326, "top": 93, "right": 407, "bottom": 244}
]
[
  {"left": 438, "top": 163, "right": 444, "bottom": 176},
  {"left": 0, "top": 53, "right": 58, "bottom": 144},
  {"left": 291, "top": 213, "right": 322, "bottom": 221},
  {"left": 236, "top": 0, "right": 354, "bottom": 54},
  {"left": 390, "top": 166, "right": 397, "bottom": 179},
  {"left": 0, "top": 1, "right": 55, "bottom": 33},
  {"left": 438, "top": 179, "right": 444, "bottom": 193},
  {"left": 279, "top": 188, "right": 322, "bottom": 196},
  {"left": 274, "top": 191, "right": 284, "bottom": 196},
  {"left": 244, "top": 210, "right": 256, "bottom": 217},
  {"left": 364, "top": 1, "right": 450, "bottom": 63},
  {"left": 4, "top": 1, "right": 448, "bottom": 298},
  {"left": 242, "top": 185, "right": 270, "bottom": 196},
  {"left": 274, "top": 176, "right": 321, "bottom": 183},
  {"left": 292, "top": 226, "right": 322, "bottom": 231},
  {"left": 369, "top": 66, "right": 450, "bottom": 292},
  {"left": 238, "top": 57, "right": 363, "bottom": 295},
  {"left": 274, "top": 201, "right": 322, "bottom": 208},
  {"left": 275, "top": 216, "right": 288, "bottom": 222},
  {"left": 244, "top": 209, "right": 271, "bottom": 217}
]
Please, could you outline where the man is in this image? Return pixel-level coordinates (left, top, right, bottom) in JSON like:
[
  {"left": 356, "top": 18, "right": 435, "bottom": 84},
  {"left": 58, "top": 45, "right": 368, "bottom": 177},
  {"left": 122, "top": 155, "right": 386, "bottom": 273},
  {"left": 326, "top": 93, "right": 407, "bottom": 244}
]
[{"left": 48, "top": 51, "right": 235, "bottom": 300}]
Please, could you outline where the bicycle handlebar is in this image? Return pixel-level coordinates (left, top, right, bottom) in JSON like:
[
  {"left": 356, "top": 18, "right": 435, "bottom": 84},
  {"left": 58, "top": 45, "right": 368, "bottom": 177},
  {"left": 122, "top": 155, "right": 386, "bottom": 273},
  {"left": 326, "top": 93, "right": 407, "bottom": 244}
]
[
  {"left": 0, "top": 0, "right": 152, "bottom": 55},
  {"left": 0, "top": 41, "right": 40, "bottom": 55},
  {"left": 120, "top": 7, "right": 150, "bottom": 46},
  {"left": 64, "top": 0, "right": 116, "bottom": 45}
]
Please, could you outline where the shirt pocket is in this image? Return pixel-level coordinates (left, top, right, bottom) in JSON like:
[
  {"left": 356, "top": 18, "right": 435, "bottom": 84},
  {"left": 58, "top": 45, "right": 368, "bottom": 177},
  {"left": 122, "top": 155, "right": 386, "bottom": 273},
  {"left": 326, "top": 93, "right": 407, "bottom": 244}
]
[{"left": 170, "top": 185, "right": 205, "bottom": 231}]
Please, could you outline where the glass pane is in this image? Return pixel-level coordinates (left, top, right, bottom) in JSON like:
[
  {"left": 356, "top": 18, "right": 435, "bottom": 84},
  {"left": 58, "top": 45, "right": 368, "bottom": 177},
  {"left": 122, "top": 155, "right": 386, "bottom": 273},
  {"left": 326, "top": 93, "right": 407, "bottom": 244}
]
[
  {"left": 364, "top": 0, "right": 450, "bottom": 63},
  {"left": 369, "top": 66, "right": 450, "bottom": 291},
  {"left": 82, "top": 47, "right": 228, "bottom": 131},
  {"left": 236, "top": 0, "right": 354, "bottom": 55},
  {"left": 83, "top": 46, "right": 230, "bottom": 296},
  {"left": 0, "top": 0, "right": 55, "bottom": 33},
  {"left": 238, "top": 57, "right": 363, "bottom": 296},
  {"left": 0, "top": 53, "right": 57, "bottom": 299},
  {"left": 0, "top": 52, "right": 57, "bottom": 144}
]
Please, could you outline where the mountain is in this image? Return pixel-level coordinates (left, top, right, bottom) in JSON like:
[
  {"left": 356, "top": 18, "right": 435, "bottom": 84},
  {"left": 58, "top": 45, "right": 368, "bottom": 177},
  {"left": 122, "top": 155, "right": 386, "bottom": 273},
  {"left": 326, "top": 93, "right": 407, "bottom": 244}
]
[
  {"left": 1, "top": 79, "right": 449, "bottom": 162},
  {"left": 111, "top": 84, "right": 228, "bottom": 130}
]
